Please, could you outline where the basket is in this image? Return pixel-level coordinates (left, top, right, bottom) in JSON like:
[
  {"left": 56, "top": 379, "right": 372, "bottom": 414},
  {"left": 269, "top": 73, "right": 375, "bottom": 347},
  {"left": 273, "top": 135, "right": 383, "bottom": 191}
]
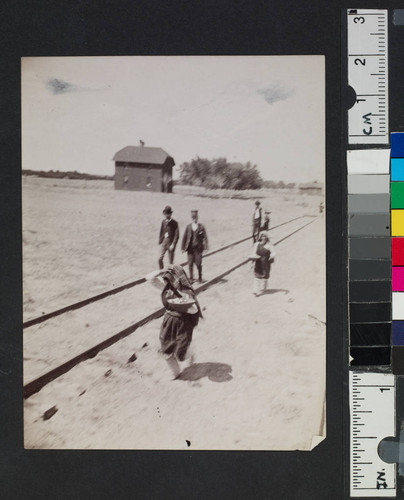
[{"left": 167, "top": 296, "right": 197, "bottom": 312}]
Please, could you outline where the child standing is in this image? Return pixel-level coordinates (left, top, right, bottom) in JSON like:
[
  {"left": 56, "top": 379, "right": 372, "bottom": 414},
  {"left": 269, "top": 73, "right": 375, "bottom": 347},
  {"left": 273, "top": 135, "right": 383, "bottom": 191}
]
[
  {"left": 261, "top": 211, "right": 271, "bottom": 231},
  {"left": 250, "top": 232, "right": 275, "bottom": 296}
]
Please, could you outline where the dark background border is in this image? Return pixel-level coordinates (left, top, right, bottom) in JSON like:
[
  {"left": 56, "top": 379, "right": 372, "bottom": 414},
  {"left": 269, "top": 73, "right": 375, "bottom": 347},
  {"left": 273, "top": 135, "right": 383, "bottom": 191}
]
[{"left": 1, "top": 0, "right": 348, "bottom": 498}]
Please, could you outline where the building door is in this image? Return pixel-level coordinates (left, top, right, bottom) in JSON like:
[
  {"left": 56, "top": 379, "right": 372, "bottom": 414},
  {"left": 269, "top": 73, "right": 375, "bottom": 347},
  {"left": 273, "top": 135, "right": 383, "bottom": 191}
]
[{"left": 123, "top": 166, "right": 129, "bottom": 190}]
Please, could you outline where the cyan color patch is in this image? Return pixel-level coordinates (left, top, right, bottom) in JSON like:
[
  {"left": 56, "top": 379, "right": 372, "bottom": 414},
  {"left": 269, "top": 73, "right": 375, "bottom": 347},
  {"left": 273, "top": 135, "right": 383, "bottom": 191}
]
[
  {"left": 392, "top": 133, "right": 404, "bottom": 158},
  {"left": 392, "top": 159, "right": 404, "bottom": 181},
  {"left": 393, "top": 321, "right": 404, "bottom": 345}
]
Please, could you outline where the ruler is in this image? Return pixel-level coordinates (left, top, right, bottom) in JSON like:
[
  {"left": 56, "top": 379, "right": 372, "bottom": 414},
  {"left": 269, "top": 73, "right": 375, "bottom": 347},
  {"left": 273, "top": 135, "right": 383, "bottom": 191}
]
[
  {"left": 350, "top": 371, "right": 396, "bottom": 496},
  {"left": 347, "top": 9, "right": 389, "bottom": 145}
]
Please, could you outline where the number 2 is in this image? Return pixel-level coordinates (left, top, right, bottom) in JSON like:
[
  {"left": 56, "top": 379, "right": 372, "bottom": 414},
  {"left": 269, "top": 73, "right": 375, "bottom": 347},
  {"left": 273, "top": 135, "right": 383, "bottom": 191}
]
[{"left": 354, "top": 58, "right": 366, "bottom": 66}]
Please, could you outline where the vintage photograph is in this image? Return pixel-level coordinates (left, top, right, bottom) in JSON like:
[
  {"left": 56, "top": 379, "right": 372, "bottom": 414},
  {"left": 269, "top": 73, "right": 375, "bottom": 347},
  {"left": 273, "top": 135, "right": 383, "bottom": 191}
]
[{"left": 22, "top": 56, "right": 325, "bottom": 450}]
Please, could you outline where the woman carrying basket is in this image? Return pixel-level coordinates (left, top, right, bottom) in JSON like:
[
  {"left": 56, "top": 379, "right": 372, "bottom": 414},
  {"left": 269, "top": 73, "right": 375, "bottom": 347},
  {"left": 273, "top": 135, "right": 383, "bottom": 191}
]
[{"left": 147, "top": 265, "right": 202, "bottom": 379}]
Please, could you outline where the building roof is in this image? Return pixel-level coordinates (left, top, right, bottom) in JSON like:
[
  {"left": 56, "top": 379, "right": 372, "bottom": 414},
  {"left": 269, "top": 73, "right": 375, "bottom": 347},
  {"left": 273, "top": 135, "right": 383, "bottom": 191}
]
[{"left": 113, "top": 146, "right": 174, "bottom": 165}]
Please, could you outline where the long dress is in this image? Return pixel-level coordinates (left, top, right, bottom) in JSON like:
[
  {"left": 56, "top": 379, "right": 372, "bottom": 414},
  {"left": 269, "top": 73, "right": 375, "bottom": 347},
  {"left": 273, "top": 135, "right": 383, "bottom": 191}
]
[
  {"left": 254, "top": 242, "right": 272, "bottom": 279},
  {"left": 147, "top": 265, "right": 202, "bottom": 362},
  {"left": 159, "top": 288, "right": 199, "bottom": 361}
]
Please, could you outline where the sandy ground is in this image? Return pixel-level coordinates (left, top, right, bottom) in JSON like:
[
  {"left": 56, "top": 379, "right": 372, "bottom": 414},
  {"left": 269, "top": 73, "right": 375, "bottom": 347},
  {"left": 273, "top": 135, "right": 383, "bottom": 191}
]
[{"left": 23, "top": 177, "right": 325, "bottom": 450}]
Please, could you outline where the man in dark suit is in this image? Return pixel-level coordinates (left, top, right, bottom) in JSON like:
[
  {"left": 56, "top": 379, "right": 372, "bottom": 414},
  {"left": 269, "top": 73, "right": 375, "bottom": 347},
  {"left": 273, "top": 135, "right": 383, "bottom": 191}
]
[
  {"left": 252, "top": 200, "right": 262, "bottom": 242},
  {"left": 158, "top": 206, "right": 179, "bottom": 269},
  {"left": 181, "top": 210, "right": 208, "bottom": 283}
]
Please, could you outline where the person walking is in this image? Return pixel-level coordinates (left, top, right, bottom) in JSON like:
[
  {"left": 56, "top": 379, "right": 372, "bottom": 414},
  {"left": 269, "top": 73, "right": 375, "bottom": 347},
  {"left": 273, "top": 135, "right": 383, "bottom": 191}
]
[
  {"left": 146, "top": 265, "right": 202, "bottom": 379},
  {"left": 252, "top": 200, "right": 262, "bottom": 242},
  {"left": 158, "top": 206, "right": 179, "bottom": 270},
  {"left": 181, "top": 210, "right": 208, "bottom": 283},
  {"left": 249, "top": 231, "right": 275, "bottom": 296}
]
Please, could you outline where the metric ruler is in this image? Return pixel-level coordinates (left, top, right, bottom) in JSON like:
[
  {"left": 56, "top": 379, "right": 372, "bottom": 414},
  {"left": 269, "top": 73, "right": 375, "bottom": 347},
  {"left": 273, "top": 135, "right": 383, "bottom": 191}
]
[
  {"left": 347, "top": 9, "right": 389, "bottom": 145},
  {"left": 350, "top": 371, "right": 396, "bottom": 497}
]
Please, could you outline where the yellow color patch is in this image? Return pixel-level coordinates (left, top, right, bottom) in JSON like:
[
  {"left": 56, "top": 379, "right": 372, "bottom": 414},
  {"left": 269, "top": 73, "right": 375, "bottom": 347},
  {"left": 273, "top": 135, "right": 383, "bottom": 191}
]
[{"left": 392, "top": 210, "right": 404, "bottom": 236}]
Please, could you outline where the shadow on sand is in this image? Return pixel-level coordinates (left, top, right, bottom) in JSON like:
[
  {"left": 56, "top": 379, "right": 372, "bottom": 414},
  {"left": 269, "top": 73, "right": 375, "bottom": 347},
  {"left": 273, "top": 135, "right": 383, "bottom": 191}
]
[
  {"left": 259, "top": 288, "right": 289, "bottom": 296},
  {"left": 179, "top": 362, "right": 233, "bottom": 382}
]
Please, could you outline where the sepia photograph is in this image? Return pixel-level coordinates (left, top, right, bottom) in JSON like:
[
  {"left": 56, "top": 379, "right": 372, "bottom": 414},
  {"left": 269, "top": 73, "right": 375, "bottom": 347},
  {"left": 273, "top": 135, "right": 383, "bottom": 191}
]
[{"left": 22, "top": 55, "right": 325, "bottom": 450}]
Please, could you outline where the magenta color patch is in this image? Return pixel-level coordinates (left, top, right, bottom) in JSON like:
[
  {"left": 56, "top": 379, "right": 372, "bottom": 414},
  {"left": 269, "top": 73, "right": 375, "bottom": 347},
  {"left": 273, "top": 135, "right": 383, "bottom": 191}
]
[{"left": 393, "top": 267, "right": 404, "bottom": 291}]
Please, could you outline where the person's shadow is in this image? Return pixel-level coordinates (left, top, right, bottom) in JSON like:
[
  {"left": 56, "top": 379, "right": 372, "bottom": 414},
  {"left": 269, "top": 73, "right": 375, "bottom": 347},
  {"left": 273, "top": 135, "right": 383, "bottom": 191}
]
[
  {"left": 179, "top": 362, "right": 232, "bottom": 382},
  {"left": 259, "top": 288, "right": 289, "bottom": 296}
]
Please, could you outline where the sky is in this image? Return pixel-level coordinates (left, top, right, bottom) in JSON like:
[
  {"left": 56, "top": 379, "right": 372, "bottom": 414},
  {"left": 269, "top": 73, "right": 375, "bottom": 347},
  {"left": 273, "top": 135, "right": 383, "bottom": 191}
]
[{"left": 21, "top": 56, "right": 324, "bottom": 183}]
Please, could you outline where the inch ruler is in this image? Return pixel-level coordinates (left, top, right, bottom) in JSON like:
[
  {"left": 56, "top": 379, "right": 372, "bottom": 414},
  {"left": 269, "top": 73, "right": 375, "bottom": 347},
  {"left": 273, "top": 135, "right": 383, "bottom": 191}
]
[
  {"left": 347, "top": 9, "right": 389, "bottom": 145},
  {"left": 350, "top": 371, "right": 396, "bottom": 497}
]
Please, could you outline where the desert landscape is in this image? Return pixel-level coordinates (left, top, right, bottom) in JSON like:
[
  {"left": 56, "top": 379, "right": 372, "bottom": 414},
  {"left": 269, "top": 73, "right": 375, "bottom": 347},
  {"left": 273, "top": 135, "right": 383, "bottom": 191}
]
[{"left": 23, "top": 177, "right": 325, "bottom": 450}]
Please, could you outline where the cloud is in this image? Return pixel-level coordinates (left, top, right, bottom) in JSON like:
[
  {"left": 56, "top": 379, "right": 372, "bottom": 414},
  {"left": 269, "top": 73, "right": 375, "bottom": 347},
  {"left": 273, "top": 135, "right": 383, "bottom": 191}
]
[
  {"left": 256, "top": 82, "right": 295, "bottom": 105},
  {"left": 46, "top": 78, "right": 78, "bottom": 95},
  {"left": 46, "top": 78, "right": 111, "bottom": 95}
]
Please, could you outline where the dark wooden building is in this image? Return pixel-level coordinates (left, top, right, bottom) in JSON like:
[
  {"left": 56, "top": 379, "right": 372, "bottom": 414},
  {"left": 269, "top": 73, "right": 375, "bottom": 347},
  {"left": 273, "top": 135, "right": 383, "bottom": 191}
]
[{"left": 113, "top": 144, "right": 174, "bottom": 192}]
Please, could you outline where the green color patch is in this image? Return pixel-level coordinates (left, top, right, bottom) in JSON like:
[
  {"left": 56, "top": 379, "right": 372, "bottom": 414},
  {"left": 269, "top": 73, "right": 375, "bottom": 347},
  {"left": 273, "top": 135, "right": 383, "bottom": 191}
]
[{"left": 391, "top": 182, "right": 404, "bottom": 209}]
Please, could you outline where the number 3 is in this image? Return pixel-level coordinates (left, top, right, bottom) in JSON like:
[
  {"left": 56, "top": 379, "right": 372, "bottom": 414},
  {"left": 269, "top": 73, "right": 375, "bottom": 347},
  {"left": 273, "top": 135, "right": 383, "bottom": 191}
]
[{"left": 354, "top": 16, "right": 365, "bottom": 24}]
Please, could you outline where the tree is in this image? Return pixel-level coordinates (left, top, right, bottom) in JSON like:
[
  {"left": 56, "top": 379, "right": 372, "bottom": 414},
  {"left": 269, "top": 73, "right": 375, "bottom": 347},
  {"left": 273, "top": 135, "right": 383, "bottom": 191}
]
[
  {"left": 178, "top": 157, "right": 263, "bottom": 190},
  {"left": 178, "top": 157, "right": 212, "bottom": 186}
]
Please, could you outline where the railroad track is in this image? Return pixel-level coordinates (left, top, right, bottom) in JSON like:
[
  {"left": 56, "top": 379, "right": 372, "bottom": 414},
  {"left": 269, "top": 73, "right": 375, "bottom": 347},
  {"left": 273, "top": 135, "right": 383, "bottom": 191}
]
[
  {"left": 23, "top": 215, "right": 318, "bottom": 399},
  {"left": 23, "top": 215, "right": 311, "bottom": 329}
]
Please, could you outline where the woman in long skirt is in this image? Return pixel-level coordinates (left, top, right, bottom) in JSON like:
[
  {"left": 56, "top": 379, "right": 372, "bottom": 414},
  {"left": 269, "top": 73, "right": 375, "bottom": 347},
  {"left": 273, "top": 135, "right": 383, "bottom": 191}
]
[
  {"left": 147, "top": 265, "right": 202, "bottom": 378},
  {"left": 251, "top": 231, "right": 275, "bottom": 296}
]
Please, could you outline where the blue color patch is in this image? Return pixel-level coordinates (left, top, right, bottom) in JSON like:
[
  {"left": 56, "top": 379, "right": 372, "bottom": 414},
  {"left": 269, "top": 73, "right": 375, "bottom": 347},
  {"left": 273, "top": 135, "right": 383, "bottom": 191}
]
[
  {"left": 392, "top": 321, "right": 404, "bottom": 345},
  {"left": 391, "top": 133, "right": 404, "bottom": 158},
  {"left": 391, "top": 159, "right": 404, "bottom": 181}
]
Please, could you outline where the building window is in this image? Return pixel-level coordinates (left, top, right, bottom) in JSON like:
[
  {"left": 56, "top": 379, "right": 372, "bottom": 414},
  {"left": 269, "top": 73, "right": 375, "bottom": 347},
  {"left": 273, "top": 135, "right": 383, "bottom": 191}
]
[{"left": 146, "top": 176, "right": 152, "bottom": 188}]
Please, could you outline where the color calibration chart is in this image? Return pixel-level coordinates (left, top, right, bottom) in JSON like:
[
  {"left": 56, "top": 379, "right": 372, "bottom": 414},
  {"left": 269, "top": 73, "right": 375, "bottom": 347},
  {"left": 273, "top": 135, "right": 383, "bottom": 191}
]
[
  {"left": 392, "top": 134, "right": 404, "bottom": 371},
  {"left": 346, "top": 8, "right": 401, "bottom": 497}
]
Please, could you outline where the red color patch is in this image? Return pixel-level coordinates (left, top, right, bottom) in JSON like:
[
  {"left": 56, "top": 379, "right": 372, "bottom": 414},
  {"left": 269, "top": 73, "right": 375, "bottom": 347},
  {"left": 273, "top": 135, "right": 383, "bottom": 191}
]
[{"left": 392, "top": 238, "right": 404, "bottom": 265}]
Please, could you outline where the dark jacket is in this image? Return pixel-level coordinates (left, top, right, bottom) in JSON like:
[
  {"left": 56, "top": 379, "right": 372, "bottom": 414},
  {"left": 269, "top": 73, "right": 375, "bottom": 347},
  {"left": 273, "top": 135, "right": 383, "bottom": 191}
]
[
  {"left": 159, "top": 218, "right": 179, "bottom": 246},
  {"left": 181, "top": 223, "right": 208, "bottom": 252}
]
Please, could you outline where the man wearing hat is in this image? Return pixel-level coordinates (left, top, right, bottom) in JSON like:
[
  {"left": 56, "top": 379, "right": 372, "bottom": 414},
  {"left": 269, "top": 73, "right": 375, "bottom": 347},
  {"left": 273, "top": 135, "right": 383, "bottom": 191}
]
[
  {"left": 158, "top": 206, "right": 179, "bottom": 270},
  {"left": 181, "top": 210, "right": 208, "bottom": 283},
  {"left": 252, "top": 200, "right": 262, "bottom": 242}
]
